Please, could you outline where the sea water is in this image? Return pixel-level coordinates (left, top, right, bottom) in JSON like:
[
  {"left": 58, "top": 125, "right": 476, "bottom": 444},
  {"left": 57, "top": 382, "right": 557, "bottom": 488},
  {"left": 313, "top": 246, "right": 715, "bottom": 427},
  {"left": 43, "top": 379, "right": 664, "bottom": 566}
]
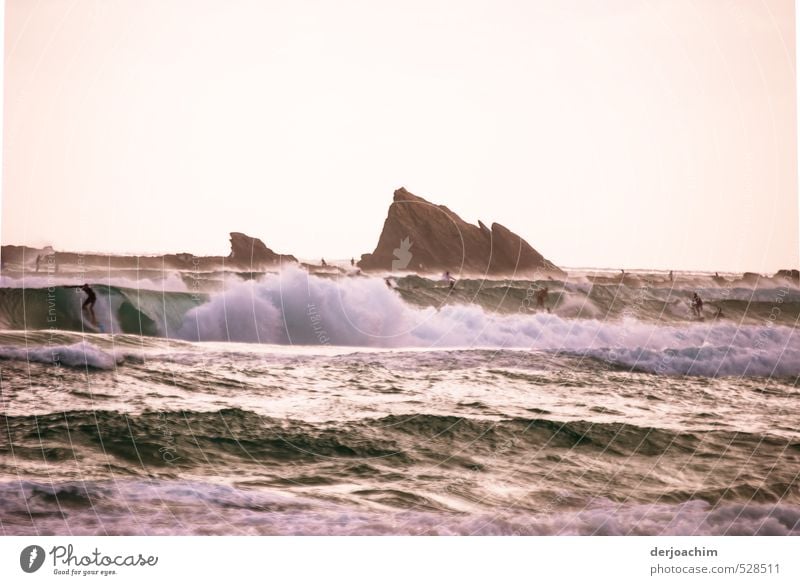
[{"left": 0, "top": 265, "right": 798, "bottom": 534}]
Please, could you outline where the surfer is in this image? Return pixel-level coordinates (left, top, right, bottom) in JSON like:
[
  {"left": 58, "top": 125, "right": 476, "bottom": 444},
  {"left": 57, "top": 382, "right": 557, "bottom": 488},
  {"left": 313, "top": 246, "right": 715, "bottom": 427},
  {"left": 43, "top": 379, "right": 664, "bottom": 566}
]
[
  {"left": 321, "top": 258, "right": 327, "bottom": 267},
  {"left": 691, "top": 292, "right": 703, "bottom": 318},
  {"left": 534, "top": 286, "right": 549, "bottom": 311},
  {"left": 443, "top": 271, "right": 456, "bottom": 290},
  {"left": 76, "top": 284, "right": 97, "bottom": 325}
]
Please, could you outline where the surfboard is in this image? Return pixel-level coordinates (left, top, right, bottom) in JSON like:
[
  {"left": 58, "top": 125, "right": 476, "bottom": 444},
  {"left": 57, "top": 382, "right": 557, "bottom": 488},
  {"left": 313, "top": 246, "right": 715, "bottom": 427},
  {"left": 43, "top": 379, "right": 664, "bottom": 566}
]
[{"left": 81, "top": 311, "right": 101, "bottom": 333}]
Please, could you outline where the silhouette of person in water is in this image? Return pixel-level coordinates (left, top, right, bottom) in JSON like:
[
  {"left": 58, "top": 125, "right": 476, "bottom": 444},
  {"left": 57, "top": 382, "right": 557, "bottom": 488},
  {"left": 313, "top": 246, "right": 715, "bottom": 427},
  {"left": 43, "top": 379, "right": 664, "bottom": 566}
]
[
  {"left": 76, "top": 284, "right": 97, "bottom": 325},
  {"left": 321, "top": 258, "right": 327, "bottom": 267},
  {"left": 691, "top": 292, "right": 703, "bottom": 318},
  {"left": 535, "top": 286, "right": 549, "bottom": 311},
  {"left": 443, "top": 271, "right": 456, "bottom": 290},
  {"left": 350, "top": 258, "right": 355, "bottom": 267}
]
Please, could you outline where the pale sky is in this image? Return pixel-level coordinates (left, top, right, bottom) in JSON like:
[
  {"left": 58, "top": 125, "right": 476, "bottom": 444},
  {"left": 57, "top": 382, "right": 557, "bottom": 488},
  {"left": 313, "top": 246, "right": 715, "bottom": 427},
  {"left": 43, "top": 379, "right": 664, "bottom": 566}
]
[{"left": 2, "top": 0, "right": 798, "bottom": 272}]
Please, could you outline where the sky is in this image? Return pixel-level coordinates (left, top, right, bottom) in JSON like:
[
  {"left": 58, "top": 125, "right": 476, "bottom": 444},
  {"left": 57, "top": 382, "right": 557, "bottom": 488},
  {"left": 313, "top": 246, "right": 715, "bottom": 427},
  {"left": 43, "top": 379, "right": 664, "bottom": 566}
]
[{"left": 2, "top": 0, "right": 798, "bottom": 272}]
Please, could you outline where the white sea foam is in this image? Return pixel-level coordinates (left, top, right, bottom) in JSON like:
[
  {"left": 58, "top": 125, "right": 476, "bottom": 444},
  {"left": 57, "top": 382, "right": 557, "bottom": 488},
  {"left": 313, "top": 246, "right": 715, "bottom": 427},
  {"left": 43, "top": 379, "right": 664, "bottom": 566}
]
[
  {"left": 175, "top": 267, "right": 800, "bottom": 377},
  {"left": 0, "top": 341, "right": 132, "bottom": 369},
  {"left": 3, "top": 480, "right": 797, "bottom": 535}
]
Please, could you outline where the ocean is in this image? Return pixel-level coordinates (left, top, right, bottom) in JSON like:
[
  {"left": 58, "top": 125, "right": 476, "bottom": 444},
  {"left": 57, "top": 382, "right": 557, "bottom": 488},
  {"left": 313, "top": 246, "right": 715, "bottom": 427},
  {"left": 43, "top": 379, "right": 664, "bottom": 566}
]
[{"left": 0, "top": 262, "right": 798, "bottom": 535}]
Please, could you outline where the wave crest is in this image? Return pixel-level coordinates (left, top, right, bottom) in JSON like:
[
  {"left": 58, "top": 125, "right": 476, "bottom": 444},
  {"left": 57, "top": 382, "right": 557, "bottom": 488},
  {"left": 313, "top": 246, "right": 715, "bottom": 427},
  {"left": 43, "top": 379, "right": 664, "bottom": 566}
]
[{"left": 174, "top": 268, "right": 799, "bottom": 377}]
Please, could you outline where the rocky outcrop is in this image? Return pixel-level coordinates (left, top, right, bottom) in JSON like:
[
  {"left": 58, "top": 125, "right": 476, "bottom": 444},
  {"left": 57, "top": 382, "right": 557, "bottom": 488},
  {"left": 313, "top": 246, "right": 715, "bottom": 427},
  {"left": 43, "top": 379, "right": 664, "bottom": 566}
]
[
  {"left": 227, "top": 232, "right": 297, "bottom": 267},
  {"left": 740, "top": 272, "right": 763, "bottom": 285},
  {"left": 0, "top": 245, "right": 42, "bottom": 266},
  {"left": 358, "top": 187, "right": 563, "bottom": 276},
  {"left": 774, "top": 269, "right": 799, "bottom": 284},
  {"left": 1, "top": 233, "right": 296, "bottom": 271}
]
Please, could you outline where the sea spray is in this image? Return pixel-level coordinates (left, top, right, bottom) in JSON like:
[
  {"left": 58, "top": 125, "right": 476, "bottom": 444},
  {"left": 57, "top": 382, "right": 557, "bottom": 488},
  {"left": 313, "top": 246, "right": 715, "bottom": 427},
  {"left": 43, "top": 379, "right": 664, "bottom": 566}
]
[{"left": 166, "top": 267, "right": 800, "bottom": 376}]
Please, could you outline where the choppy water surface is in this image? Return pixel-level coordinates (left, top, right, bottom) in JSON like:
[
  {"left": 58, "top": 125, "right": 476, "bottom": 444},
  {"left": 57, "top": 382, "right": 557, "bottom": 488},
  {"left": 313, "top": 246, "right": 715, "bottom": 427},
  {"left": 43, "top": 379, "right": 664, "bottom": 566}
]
[{"left": 1, "top": 266, "right": 798, "bottom": 534}]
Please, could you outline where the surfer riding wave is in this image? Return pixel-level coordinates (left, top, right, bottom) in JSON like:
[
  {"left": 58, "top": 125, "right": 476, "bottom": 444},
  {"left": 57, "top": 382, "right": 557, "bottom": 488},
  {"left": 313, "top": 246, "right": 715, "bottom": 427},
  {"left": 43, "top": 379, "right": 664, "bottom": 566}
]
[{"left": 76, "top": 283, "right": 97, "bottom": 326}]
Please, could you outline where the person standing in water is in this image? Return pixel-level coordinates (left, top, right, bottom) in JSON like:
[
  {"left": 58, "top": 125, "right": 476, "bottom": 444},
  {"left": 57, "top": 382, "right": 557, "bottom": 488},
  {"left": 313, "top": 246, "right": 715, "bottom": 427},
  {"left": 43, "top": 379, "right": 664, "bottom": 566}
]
[
  {"left": 76, "top": 284, "right": 97, "bottom": 325},
  {"left": 534, "top": 286, "right": 549, "bottom": 311},
  {"left": 691, "top": 292, "right": 704, "bottom": 318},
  {"left": 443, "top": 271, "right": 456, "bottom": 290}
]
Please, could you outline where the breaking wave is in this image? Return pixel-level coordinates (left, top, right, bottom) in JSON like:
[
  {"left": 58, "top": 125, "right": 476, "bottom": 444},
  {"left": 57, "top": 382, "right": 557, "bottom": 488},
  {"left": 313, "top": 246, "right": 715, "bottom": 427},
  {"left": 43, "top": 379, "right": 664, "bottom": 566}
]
[{"left": 1, "top": 267, "right": 798, "bottom": 376}]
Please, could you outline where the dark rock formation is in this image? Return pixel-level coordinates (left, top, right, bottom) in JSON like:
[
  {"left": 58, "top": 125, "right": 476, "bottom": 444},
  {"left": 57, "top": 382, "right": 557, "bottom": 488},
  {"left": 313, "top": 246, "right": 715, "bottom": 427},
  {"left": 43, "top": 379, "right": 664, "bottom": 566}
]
[
  {"left": 740, "top": 272, "right": 763, "bottom": 285},
  {"left": 1, "top": 233, "right": 296, "bottom": 271},
  {"left": 774, "top": 269, "right": 799, "bottom": 284},
  {"left": 358, "top": 187, "right": 563, "bottom": 276},
  {"left": 0, "top": 245, "right": 41, "bottom": 266},
  {"left": 227, "top": 232, "right": 297, "bottom": 267}
]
